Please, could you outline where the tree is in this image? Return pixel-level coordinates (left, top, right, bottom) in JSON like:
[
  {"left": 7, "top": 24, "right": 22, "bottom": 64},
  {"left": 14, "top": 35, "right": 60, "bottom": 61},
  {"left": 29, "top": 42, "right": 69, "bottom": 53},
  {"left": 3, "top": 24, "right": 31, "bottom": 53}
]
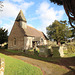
[
  {"left": 50, "top": 0, "right": 75, "bottom": 29},
  {"left": 0, "top": 1, "right": 3, "bottom": 11},
  {"left": 46, "top": 20, "right": 72, "bottom": 44},
  {"left": 0, "top": 28, "right": 8, "bottom": 44}
]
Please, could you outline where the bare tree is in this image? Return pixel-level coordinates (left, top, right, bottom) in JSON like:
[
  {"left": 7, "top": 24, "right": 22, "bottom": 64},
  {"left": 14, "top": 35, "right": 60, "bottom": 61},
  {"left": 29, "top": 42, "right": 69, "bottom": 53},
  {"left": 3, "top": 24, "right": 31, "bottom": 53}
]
[{"left": 0, "top": 1, "right": 3, "bottom": 11}]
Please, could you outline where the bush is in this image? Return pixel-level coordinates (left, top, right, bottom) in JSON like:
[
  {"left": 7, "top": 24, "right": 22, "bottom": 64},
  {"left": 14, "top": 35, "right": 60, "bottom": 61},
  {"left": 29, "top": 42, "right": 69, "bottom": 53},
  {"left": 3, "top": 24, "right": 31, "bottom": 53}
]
[
  {"left": 66, "top": 44, "right": 75, "bottom": 53},
  {"left": 4, "top": 44, "right": 8, "bottom": 49},
  {"left": 25, "top": 50, "right": 34, "bottom": 55},
  {"left": 52, "top": 46, "right": 60, "bottom": 57}
]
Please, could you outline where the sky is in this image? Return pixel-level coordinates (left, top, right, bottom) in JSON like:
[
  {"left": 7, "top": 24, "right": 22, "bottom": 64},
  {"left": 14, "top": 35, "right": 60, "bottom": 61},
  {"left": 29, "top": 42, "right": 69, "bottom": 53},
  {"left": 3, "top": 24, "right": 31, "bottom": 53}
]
[{"left": 0, "top": 0, "right": 68, "bottom": 35}]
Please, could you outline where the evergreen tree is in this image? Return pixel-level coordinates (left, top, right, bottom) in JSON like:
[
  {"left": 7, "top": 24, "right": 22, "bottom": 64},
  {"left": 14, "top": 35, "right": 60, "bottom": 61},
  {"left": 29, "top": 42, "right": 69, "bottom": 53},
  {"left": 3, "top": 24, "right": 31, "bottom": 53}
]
[{"left": 0, "top": 28, "right": 8, "bottom": 44}]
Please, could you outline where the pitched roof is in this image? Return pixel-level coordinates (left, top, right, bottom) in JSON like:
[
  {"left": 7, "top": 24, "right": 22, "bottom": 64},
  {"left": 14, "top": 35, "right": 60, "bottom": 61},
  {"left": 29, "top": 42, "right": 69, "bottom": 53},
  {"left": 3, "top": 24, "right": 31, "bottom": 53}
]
[
  {"left": 15, "top": 10, "right": 48, "bottom": 40},
  {"left": 23, "top": 25, "right": 48, "bottom": 40},
  {"left": 16, "top": 10, "right": 27, "bottom": 22}
]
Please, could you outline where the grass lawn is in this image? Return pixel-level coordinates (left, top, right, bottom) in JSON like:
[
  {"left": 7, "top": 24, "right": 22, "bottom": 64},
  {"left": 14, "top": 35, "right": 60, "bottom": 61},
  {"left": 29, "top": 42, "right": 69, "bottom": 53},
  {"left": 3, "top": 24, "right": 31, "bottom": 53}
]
[
  {"left": 1, "top": 49, "right": 75, "bottom": 75},
  {"left": 5, "top": 49, "right": 60, "bottom": 62},
  {"left": 5, "top": 49, "right": 75, "bottom": 67},
  {"left": 64, "top": 49, "right": 75, "bottom": 57},
  {"left": 6, "top": 49, "right": 22, "bottom": 53},
  {"left": 64, "top": 53, "right": 75, "bottom": 57},
  {"left": 0, "top": 53, "right": 42, "bottom": 75}
]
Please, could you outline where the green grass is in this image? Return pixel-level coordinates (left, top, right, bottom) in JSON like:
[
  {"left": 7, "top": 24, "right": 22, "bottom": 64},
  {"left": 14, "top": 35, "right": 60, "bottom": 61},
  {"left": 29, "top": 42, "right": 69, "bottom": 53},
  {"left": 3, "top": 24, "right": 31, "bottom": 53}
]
[
  {"left": 64, "top": 50, "right": 75, "bottom": 57},
  {"left": 5, "top": 49, "right": 75, "bottom": 62},
  {"left": 0, "top": 53, "right": 42, "bottom": 75},
  {"left": 6, "top": 49, "right": 22, "bottom": 53},
  {"left": 64, "top": 53, "right": 75, "bottom": 57},
  {"left": 5, "top": 49, "right": 61, "bottom": 62}
]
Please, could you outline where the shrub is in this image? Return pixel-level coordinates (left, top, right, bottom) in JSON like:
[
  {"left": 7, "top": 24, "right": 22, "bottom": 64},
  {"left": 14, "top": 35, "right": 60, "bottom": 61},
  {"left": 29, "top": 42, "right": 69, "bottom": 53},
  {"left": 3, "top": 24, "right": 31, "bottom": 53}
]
[{"left": 66, "top": 44, "right": 75, "bottom": 53}]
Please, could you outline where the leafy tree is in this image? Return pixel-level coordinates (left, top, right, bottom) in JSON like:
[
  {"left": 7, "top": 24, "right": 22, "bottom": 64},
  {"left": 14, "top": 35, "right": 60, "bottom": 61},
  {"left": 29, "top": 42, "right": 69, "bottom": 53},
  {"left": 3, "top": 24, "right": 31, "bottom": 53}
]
[
  {"left": 0, "top": 28, "right": 8, "bottom": 44},
  {"left": 50, "top": 0, "right": 75, "bottom": 29},
  {"left": 0, "top": 1, "right": 3, "bottom": 11},
  {"left": 46, "top": 20, "right": 72, "bottom": 44}
]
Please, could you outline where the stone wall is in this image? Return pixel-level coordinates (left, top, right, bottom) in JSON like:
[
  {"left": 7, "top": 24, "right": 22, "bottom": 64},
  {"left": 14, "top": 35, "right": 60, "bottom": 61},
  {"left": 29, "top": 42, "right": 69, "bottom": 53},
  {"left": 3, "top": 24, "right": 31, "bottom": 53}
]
[
  {"left": 24, "top": 36, "right": 33, "bottom": 50},
  {"left": 0, "top": 58, "right": 5, "bottom": 75},
  {"left": 8, "top": 21, "right": 24, "bottom": 50}
]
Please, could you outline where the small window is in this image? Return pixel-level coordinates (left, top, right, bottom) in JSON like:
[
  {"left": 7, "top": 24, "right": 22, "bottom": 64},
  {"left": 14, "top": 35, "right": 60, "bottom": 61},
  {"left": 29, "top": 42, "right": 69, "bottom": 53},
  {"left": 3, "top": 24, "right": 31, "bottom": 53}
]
[
  {"left": 41, "top": 38, "right": 43, "bottom": 42},
  {"left": 14, "top": 38, "right": 16, "bottom": 45}
]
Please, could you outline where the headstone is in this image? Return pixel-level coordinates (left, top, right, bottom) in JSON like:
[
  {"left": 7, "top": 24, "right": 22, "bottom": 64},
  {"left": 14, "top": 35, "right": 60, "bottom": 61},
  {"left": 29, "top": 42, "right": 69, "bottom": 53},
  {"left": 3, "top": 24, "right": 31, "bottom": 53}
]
[
  {"left": 39, "top": 45, "right": 50, "bottom": 57},
  {"left": 59, "top": 46, "right": 64, "bottom": 57},
  {"left": 52, "top": 46, "right": 60, "bottom": 57},
  {"left": 0, "top": 58, "right": 5, "bottom": 75}
]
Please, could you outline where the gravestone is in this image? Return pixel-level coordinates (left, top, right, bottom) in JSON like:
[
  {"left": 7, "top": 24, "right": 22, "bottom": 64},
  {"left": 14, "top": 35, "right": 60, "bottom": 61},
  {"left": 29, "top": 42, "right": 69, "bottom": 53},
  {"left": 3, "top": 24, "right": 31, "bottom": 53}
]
[
  {"left": 38, "top": 45, "right": 51, "bottom": 57},
  {"left": 0, "top": 58, "right": 5, "bottom": 75},
  {"left": 52, "top": 46, "right": 60, "bottom": 57},
  {"left": 59, "top": 46, "right": 64, "bottom": 57}
]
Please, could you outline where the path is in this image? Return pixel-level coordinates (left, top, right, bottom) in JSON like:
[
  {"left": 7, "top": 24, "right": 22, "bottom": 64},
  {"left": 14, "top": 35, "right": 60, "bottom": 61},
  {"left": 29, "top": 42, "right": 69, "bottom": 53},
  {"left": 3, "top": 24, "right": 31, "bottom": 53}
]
[
  {"left": 0, "top": 49, "right": 75, "bottom": 75},
  {"left": 11, "top": 55, "right": 68, "bottom": 75}
]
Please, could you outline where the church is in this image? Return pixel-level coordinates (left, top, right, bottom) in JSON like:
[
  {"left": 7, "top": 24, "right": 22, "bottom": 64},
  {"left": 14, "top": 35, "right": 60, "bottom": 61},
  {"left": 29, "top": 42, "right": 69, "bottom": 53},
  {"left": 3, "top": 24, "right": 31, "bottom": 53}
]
[{"left": 8, "top": 10, "right": 48, "bottom": 50}]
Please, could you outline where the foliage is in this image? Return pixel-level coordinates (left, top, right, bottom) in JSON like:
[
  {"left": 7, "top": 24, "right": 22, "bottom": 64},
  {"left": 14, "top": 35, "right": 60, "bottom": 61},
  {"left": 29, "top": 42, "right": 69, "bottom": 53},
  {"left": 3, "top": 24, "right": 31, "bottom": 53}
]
[
  {"left": 71, "top": 28, "right": 75, "bottom": 38},
  {"left": 0, "top": 28, "right": 8, "bottom": 44},
  {"left": 46, "top": 20, "right": 72, "bottom": 43},
  {"left": 67, "top": 44, "right": 75, "bottom": 53},
  {"left": 0, "top": 53, "right": 42, "bottom": 75},
  {"left": 52, "top": 46, "right": 60, "bottom": 57},
  {"left": 50, "top": 0, "right": 63, "bottom": 5},
  {"left": 50, "top": 0, "right": 75, "bottom": 29}
]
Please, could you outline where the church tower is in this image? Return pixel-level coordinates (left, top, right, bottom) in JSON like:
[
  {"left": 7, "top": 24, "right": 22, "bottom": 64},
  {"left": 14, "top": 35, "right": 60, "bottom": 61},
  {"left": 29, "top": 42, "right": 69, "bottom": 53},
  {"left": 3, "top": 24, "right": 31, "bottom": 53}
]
[{"left": 16, "top": 10, "right": 27, "bottom": 29}]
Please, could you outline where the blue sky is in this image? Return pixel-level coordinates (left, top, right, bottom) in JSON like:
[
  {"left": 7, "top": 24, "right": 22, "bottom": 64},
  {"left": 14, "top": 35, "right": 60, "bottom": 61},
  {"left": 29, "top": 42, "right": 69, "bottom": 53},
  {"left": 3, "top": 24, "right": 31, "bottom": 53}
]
[{"left": 0, "top": 0, "right": 68, "bottom": 34}]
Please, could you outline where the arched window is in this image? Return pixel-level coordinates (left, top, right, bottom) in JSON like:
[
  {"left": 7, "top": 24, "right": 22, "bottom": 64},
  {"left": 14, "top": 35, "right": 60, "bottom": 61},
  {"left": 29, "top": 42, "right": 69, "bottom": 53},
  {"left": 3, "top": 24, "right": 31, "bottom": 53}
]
[
  {"left": 41, "top": 38, "right": 43, "bottom": 42},
  {"left": 14, "top": 38, "right": 16, "bottom": 45}
]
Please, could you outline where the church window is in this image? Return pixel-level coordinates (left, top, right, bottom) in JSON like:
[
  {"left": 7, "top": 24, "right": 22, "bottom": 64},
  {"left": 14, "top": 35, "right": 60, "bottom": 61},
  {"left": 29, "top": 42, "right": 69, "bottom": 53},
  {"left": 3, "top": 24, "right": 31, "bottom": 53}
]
[
  {"left": 41, "top": 38, "right": 43, "bottom": 42},
  {"left": 14, "top": 38, "right": 16, "bottom": 45}
]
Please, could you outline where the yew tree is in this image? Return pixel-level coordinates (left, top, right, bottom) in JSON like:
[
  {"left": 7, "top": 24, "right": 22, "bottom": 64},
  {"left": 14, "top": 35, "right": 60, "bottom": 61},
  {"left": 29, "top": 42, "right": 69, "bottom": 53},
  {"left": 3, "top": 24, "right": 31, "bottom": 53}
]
[
  {"left": 0, "top": 28, "right": 8, "bottom": 44},
  {"left": 50, "top": 0, "right": 75, "bottom": 29}
]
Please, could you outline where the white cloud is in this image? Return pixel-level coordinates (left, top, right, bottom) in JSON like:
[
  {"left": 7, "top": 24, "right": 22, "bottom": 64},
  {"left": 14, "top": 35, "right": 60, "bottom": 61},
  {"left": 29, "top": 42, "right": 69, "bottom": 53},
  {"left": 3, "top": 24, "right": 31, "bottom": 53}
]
[
  {"left": 2, "top": 20, "right": 14, "bottom": 34},
  {"left": 27, "top": 23, "right": 34, "bottom": 27},
  {"left": 3, "top": 24, "right": 13, "bottom": 34},
  {"left": 28, "top": 17, "right": 38, "bottom": 21},
  {"left": 1, "top": 1, "right": 19, "bottom": 18},
  {"left": 19, "top": 2, "right": 34, "bottom": 12},
  {"left": 36, "top": 1, "right": 65, "bottom": 34},
  {"left": 0, "top": 0, "right": 34, "bottom": 33},
  {"left": 0, "top": 1, "right": 34, "bottom": 19}
]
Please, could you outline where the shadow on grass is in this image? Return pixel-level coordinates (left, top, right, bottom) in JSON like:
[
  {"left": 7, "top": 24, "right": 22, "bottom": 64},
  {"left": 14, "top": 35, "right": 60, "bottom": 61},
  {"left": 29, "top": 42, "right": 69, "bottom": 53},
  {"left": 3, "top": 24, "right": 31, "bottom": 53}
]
[{"left": 0, "top": 49, "right": 75, "bottom": 75}]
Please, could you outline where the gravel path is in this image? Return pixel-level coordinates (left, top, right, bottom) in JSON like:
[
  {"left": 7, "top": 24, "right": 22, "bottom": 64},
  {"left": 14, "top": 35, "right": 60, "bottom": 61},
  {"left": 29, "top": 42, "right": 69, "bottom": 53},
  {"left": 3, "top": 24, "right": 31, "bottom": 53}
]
[
  {"left": 11, "top": 55, "right": 69, "bottom": 75},
  {"left": 0, "top": 49, "right": 75, "bottom": 75}
]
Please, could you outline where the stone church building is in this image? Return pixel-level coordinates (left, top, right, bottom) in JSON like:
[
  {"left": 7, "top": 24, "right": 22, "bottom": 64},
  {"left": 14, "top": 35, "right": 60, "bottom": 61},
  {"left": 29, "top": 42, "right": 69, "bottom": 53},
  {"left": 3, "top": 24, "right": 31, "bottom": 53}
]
[{"left": 8, "top": 10, "right": 48, "bottom": 50}]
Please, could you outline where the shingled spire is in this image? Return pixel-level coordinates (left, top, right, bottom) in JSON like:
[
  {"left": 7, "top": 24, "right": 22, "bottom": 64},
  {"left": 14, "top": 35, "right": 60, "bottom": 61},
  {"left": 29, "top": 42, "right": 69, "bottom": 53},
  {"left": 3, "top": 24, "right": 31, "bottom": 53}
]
[
  {"left": 16, "top": 10, "right": 27, "bottom": 29},
  {"left": 16, "top": 10, "right": 27, "bottom": 22}
]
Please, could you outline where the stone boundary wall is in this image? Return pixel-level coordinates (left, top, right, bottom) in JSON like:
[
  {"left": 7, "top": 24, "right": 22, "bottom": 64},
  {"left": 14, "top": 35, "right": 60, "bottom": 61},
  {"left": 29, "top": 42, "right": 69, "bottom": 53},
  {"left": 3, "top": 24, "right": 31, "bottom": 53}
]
[{"left": 0, "top": 58, "right": 5, "bottom": 75}]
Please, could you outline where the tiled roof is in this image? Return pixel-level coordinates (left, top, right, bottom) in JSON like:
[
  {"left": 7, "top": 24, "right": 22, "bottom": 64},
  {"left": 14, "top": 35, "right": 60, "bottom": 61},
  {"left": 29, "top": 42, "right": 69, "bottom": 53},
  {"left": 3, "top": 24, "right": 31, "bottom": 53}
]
[{"left": 23, "top": 25, "right": 48, "bottom": 40}]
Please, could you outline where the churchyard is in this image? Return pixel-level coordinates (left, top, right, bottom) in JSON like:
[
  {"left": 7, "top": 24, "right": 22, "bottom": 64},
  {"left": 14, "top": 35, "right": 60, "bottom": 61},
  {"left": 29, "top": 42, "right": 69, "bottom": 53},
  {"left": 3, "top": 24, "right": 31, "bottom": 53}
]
[
  {"left": 0, "top": 39, "right": 75, "bottom": 75},
  {"left": 0, "top": 53, "right": 42, "bottom": 75}
]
